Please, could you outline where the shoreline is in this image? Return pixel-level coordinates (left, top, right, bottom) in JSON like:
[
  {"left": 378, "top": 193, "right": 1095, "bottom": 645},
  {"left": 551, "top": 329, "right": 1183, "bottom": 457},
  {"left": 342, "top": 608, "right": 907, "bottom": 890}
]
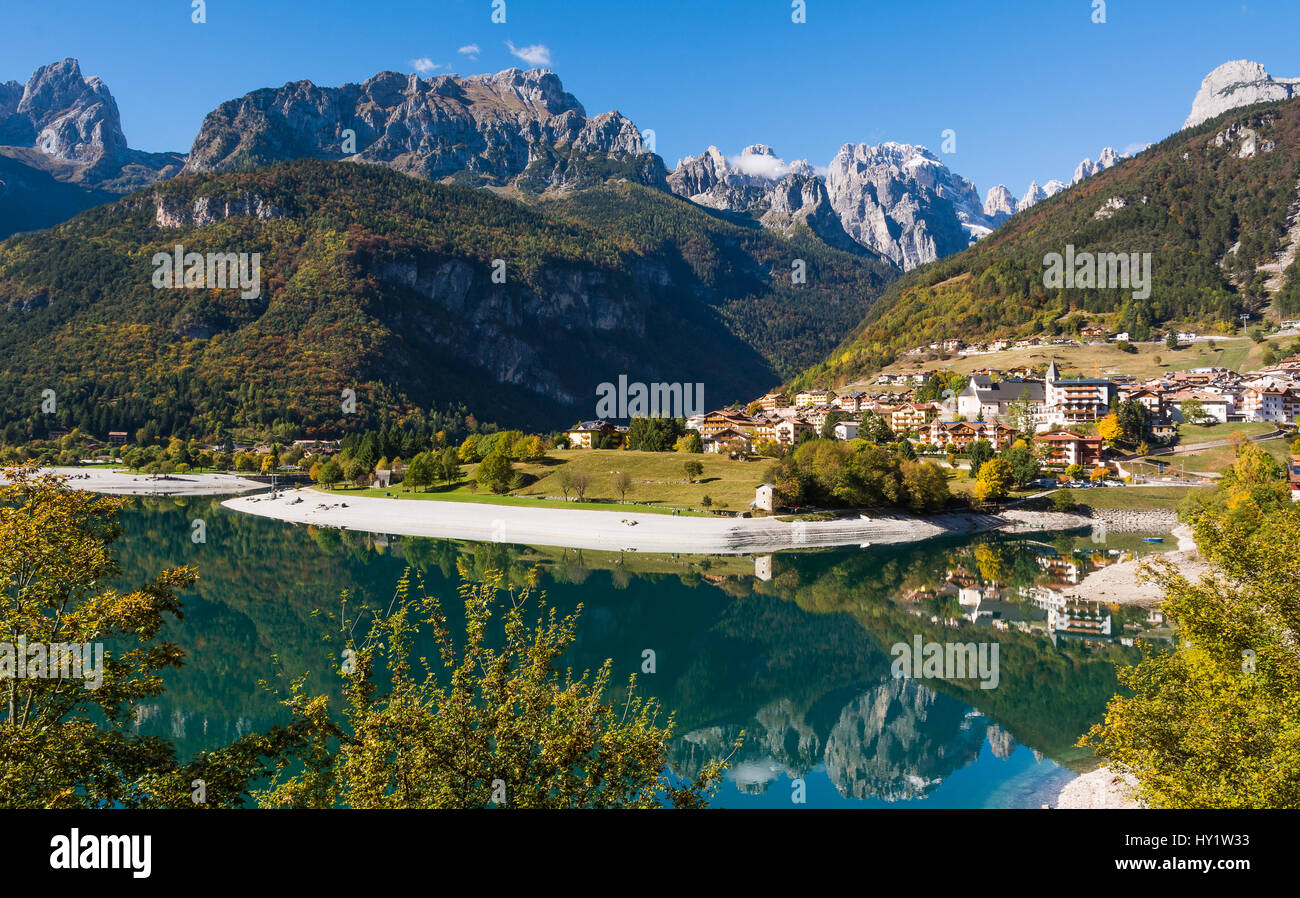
[
  {"left": 27, "top": 467, "right": 1192, "bottom": 560},
  {"left": 220, "top": 486, "right": 1102, "bottom": 554},
  {"left": 14, "top": 467, "right": 268, "bottom": 496},
  {"left": 1065, "top": 522, "right": 1201, "bottom": 606}
]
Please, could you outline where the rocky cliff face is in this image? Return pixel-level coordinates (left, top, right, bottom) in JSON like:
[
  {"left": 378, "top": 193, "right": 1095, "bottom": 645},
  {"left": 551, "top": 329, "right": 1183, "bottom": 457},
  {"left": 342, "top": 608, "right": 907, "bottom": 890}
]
[
  {"left": 666, "top": 144, "right": 812, "bottom": 210},
  {"left": 982, "top": 184, "right": 1017, "bottom": 226},
  {"left": 825, "top": 142, "right": 982, "bottom": 269},
  {"left": 183, "top": 67, "right": 664, "bottom": 192},
  {"left": 1, "top": 58, "right": 126, "bottom": 169},
  {"left": 151, "top": 192, "right": 285, "bottom": 229},
  {"left": 759, "top": 172, "right": 869, "bottom": 254},
  {"left": 1184, "top": 59, "right": 1300, "bottom": 130},
  {"left": 0, "top": 58, "right": 181, "bottom": 189},
  {"left": 667, "top": 144, "right": 878, "bottom": 257},
  {"left": 0, "top": 58, "right": 181, "bottom": 237},
  {"left": 667, "top": 138, "right": 1136, "bottom": 270}
]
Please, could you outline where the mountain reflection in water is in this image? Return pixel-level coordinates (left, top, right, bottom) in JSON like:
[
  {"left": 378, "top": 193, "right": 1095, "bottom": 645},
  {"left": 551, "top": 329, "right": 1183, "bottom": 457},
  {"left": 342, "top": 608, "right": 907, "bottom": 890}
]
[{"left": 111, "top": 496, "right": 1172, "bottom": 808}]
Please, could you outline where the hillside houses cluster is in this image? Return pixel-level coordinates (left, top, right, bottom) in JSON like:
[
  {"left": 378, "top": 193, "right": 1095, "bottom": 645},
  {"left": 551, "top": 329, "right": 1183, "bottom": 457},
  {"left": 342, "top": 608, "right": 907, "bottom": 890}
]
[{"left": 904, "top": 334, "right": 1112, "bottom": 359}]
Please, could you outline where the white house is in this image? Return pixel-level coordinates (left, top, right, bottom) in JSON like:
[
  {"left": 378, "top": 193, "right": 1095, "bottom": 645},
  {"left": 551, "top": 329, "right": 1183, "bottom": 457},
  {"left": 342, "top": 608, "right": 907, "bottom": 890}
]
[{"left": 833, "top": 421, "right": 860, "bottom": 440}]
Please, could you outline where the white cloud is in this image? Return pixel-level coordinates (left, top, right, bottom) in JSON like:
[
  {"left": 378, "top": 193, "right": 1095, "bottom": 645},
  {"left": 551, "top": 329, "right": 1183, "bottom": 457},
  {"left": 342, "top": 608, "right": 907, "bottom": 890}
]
[
  {"left": 411, "top": 58, "right": 443, "bottom": 74},
  {"left": 458, "top": 44, "right": 481, "bottom": 59},
  {"left": 505, "top": 41, "right": 552, "bottom": 67},
  {"left": 1122, "top": 141, "right": 1153, "bottom": 157},
  {"left": 729, "top": 153, "right": 789, "bottom": 180}
]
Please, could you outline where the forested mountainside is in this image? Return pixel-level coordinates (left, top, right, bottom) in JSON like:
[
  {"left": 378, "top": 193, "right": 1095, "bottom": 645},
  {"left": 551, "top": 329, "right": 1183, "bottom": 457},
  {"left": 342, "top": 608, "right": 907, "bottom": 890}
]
[
  {"left": 0, "top": 159, "right": 896, "bottom": 441},
  {"left": 794, "top": 98, "right": 1300, "bottom": 389}
]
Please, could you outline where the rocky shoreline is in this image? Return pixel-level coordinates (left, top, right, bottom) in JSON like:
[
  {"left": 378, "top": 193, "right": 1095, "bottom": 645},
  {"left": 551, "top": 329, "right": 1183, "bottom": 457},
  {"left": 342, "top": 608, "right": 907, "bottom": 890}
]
[{"left": 1056, "top": 766, "right": 1145, "bottom": 809}]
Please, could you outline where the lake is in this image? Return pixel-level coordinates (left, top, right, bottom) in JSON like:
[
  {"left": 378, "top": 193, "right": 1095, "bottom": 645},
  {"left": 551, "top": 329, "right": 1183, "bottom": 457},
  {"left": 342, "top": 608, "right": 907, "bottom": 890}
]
[{"left": 112, "top": 495, "right": 1171, "bottom": 808}]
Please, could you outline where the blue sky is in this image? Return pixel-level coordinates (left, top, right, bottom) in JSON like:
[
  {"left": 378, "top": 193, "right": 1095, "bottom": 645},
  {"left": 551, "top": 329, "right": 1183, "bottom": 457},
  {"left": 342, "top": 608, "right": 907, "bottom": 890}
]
[{"left": 6, "top": 0, "right": 1298, "bottom": 201}]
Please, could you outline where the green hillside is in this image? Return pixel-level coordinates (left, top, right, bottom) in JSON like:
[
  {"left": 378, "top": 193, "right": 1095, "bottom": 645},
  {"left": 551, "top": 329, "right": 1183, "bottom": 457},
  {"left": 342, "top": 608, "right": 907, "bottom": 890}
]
[{"left": 0, "top": 159, "right": 896, "bottom": 443}]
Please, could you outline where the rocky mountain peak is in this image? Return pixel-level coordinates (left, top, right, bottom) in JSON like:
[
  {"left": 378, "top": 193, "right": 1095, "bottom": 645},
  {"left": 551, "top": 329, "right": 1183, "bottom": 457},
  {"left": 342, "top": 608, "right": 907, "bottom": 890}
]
[
  {"left": 2, "top": 57, "right": 127, "bottom": 169},
  {"left": 1071, "top": 146, "right": 1124, "bottom": 185},
  {"left": 667, "top": 144, "right": 811, "bottom": 210},
  {"left": 181, "top": 66, "right": 654, "bottom": 192},
  {"left": 825, "top": 140, "right": 987, "bottom": 269},
  {"left": 1015, "top": 179, "right": 1066, "bottom": 213},
  {"left": 1184, "top": 59, "right": 1300, "bottom": 129},
  {"left": 760, "top": 171, "right": 867, "bottom": 255},
  {"left": 983, "top": 184, "right": 1017, "bottom": 224}
]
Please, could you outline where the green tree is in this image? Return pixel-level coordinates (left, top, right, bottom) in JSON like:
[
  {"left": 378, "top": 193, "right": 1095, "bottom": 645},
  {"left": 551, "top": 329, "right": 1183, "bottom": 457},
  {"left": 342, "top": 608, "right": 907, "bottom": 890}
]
[
  {"left": 899, "top": 459, "right": 951, "bottom": 512},
  {"left": 476, "top": 451, "right": 514, "bottom": 494},
  {"left": 1051, "top": 488, "right": 1075, "bottom": 511},
  {"left": 257, "top": 570, "right": 740, "bottom": 808},
  {"left": 434, "top": 447, "right": 461, "bottom": 486},
  {"left": 1180, "top": 398, "right": 1207, "bottom": 426},
  {"left": 683, "top": 460, "right": 704, "bottom": 483},
  {"left": 1001, "top": 443, "right": 1041, "bottom": 487},
  {"left": 343, "top": 457, "right": 368, "bottom": 486},
  {"left": 967, "top": 439, "right": 994, "bottom": 478},
  {"left": 317, "top": 458, "right": 343, "bottom": 489},
  {"left": 626, "top": 418, "right": 685, "bottom": 452},
  {"left": 404, "top": 452, "right": 436, "bottom": 492}
]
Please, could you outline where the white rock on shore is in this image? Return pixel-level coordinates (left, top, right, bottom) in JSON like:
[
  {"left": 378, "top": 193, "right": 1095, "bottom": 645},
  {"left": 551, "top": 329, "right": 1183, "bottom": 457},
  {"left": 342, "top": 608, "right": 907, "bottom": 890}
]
[{"left": 1057, "top": 766, "right": 1145, "bottom": 809}]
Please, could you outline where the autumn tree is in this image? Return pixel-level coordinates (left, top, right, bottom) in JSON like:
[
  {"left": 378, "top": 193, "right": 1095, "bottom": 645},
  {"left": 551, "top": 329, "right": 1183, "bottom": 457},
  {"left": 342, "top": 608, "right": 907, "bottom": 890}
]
[
  {"left": 0, "top": 466, "right": 305, "bottom": 808},
  {"left": 1083, "top": 444, "right": 1300, "bottom": 808},
  {"left": 1097, "top": 413, "right": 1123, "bottom": 447},
  {"left": 974, "top": 457, "right": 1014, "bottom": 504},
  {"left": 256, "top": 568, "right": 740, "bottom": 808}
]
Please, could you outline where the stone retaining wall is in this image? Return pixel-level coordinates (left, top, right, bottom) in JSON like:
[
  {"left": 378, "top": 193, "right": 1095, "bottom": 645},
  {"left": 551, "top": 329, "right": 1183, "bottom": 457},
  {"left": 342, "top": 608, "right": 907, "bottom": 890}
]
[{"left": 1091, "top": 507, "right": 1181, "bottom": 533}]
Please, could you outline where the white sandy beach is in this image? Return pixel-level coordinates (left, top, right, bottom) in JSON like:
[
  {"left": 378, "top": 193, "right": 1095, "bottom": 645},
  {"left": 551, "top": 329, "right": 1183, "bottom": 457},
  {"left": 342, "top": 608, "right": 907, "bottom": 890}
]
[
  {"left": 18, "top": 467, "right": 268, "bottom": 496},
  {"left": 1066, "top": 524, "right": 1203, "bottom": 606},
  {"left": 222, "top": 487, "right": 1096, "bottom": 555}
]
